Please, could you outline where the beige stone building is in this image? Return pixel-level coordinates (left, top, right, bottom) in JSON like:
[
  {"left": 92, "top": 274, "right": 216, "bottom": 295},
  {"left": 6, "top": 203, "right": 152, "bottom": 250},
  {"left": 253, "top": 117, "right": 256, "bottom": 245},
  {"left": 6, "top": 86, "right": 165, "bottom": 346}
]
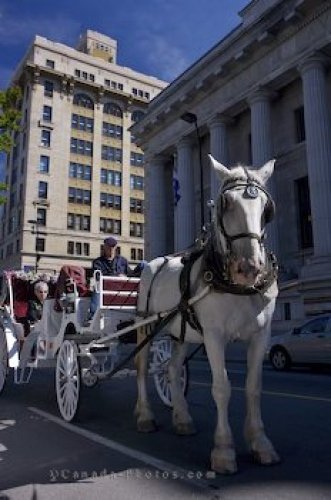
[
  {"left": 0, "top": 30, "right": 167, "bottom": 273},
  {"left": 131, "top": 0, "right": 331, "bottom": 331}
]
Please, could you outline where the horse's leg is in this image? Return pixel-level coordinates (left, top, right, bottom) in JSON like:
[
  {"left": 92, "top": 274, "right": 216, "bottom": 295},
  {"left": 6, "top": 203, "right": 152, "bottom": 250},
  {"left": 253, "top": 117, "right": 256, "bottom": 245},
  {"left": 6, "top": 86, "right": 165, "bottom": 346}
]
[
  {"left": 204, "top": 335, "right": 237, "bottom": 474},
  {"left": 168, "top": 341, "right": 196, "bottom": 435},
  {"left": 135, "top": 325, "right": 156, "bottom": 432},
  {"left": 244, "top": 330, "right": 280, "bottom": 465}
]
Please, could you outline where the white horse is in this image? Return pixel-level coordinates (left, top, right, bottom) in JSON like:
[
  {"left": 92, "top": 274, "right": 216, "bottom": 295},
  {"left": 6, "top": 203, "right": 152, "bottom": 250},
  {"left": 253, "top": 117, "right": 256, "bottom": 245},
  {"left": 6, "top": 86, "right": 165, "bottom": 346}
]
[{"left": 135, "top": 154, "right": 280, "bottom": 474}]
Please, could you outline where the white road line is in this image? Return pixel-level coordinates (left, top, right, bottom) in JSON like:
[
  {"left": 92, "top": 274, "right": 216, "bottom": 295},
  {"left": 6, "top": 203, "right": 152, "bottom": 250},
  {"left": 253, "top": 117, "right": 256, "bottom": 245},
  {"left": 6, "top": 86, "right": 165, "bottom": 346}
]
[
  {"left": 191, "top": 381, "right": 331, "bottom": 403},
  {"left": 28, "top": 406, "right": 215, "bottom": 490}
]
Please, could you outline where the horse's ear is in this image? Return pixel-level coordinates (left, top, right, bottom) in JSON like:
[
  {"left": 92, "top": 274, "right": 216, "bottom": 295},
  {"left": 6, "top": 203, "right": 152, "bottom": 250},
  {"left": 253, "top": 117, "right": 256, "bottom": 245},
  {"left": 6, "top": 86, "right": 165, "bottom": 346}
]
[
  {"left": 258, "top": 159, "right": 276, "bottom": 184},
  {"left": 208, "top": 154, "right": 231, "bottom": 182}
]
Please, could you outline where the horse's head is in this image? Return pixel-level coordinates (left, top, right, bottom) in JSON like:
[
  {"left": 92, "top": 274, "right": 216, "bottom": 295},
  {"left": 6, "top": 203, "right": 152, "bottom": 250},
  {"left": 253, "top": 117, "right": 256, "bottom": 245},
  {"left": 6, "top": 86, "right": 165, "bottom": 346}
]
[{"left": 209, "top": 154, "right": 276, "bottom": 287}]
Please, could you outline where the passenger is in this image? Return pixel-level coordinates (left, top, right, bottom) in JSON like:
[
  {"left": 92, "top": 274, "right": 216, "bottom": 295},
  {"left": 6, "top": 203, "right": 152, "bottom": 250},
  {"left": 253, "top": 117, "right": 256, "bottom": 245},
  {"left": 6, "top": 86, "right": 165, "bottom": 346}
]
[
  {"left": 89, "top": 237, "right": 145, "bottom": 317},
  {"left": 27, "top": 280, "right": 49, "bottom": 324}
]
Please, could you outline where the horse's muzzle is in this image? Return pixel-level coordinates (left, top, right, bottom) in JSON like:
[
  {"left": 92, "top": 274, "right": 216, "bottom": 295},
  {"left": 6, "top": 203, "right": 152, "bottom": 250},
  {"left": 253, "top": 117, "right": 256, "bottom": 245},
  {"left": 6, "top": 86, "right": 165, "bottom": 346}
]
[{"left": 229, "top": 258, "right": 263, "bottom": 286}]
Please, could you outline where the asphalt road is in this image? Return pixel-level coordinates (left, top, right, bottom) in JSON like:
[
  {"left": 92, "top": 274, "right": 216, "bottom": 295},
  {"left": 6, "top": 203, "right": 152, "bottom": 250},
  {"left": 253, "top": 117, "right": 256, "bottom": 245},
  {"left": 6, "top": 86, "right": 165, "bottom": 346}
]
[{"left": 0, "top": 352, "right": 330, "bottom": 500}]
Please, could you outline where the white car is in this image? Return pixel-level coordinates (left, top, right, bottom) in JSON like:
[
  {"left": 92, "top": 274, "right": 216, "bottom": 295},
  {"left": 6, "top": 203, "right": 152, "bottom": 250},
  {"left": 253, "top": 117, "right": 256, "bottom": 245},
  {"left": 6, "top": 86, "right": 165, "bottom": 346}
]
[{"left": 267, "top": 315, "right": 331, "bottom": 371}]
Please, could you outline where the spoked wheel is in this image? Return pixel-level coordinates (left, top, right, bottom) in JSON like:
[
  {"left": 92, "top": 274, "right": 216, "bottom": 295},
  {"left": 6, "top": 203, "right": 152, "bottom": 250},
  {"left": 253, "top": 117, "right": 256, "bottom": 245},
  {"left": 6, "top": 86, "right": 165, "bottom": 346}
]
[
  {"left": 56, "top": 340, "right": 81, "bottom": 421},
  {"left": 0, "top": 327, "right": 8, "bottom": 395},
  {"left": 152, "top": 338, "right": 189, "bottom": 408}
]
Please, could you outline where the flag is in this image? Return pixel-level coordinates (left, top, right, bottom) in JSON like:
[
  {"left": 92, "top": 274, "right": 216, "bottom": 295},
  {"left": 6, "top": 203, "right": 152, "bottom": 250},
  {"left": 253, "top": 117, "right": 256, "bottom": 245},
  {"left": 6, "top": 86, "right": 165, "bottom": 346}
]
[{"left": 173, "top": 176, "right": 181, "bottom": 206}]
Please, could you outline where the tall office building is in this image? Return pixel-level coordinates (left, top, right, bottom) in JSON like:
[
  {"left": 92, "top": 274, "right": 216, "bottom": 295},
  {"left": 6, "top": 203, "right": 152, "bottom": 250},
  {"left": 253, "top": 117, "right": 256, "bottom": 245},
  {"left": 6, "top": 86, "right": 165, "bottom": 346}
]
[{"left": 0, "top": 30, "right": 167, "bottom": 272}]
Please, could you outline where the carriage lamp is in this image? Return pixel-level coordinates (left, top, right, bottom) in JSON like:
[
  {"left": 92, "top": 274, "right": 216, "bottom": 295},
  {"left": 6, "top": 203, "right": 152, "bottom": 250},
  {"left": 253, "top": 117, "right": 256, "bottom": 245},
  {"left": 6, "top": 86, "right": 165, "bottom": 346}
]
[{"left": 180, "top": 112, "right": 205, "bottom": 228}]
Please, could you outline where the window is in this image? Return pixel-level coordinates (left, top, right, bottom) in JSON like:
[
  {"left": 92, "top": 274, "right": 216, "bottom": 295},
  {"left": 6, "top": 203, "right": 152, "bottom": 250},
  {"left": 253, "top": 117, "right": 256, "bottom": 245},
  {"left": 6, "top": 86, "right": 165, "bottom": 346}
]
[
  {"left": 41, "top": 129, "right": 51, "bottom": 147},
  {"left": 99, "top": 218, "right": 121, "bottom": 234},
  {"left": 104, "top": 79, "right": 110, "bottom": 87},
  {"left": 300, "top": 317, "right": 328, "bottom": 335},
  {"left": 38, "top": 181, "right": 48, "bottom": 199},
  {"left": 75, "top": 69, "right": 80, "bottom": 78},
  {"left": 44, "top": 81, "right": 54, "bottom": 97},
  {"left": 70, "top": 138, "right": 93, "bottom": 157},
  {"left": 46, "top": 59, "right": 55, "bottom": 69},
  {"left": 130, "top": 198, "right": 144, "bottom": 213},
  {"left": 131, "top": 110, "right": 145, "bottom": 123},
  {"left": 83, "top": 243, "right": 90, "bottom": 256},
  {"left": 130, "top": 152, "right": 144, "bottom": 167},
  {"left": 294, "top": 106, "right": 305, "bottom": 143},
  {"left": 102, "top": 122, "right": 123, "bottom": 139},
  {"left": 37, "top": 208, "right": 47, "bottom": 226},
  {"left": 130, "top": 222, "right": 144, "bottom": 237},
  {"left": 100, "top": 169, "right": 122, "bottom": 186},
  {"left": 67, "top": 241, "right": 74, "bottom": 254},
  {"left": 39, "top": 155, "right": 49, "bottom": 173},
  {"left": 103, "top": 102, "right": 122, "bottom": 118},
  {"left": 71, "top": 114, "right": 94, "bottom": 133},
  {"left": 295, "top": 176, "right": 313, "bottom": 249},
  {"left": 68, "top": 187, "right": 91, "bottom": 205},
  {"left": 36, "top": 238, "right": 45, "bottom": 252},
  {"left": 69, "top": 162, "right": 91, "bottom": 180},
  {"left": 67, "top": 241, "right": 89, "bottom": 256},
  {"left": 89, "top": 74, "right": 95, "bottom": 82},
  {"left": 67, "top": 213, "right": 90, "bottom": 231},
  {"left": 73, "top": 93, "right": 94, "bottom": 109},
  {"left": 138, "top": 248, "right": 144, "bottom": 261},
  {"left": 42, "top": 105, "right": 52, "bottom": 122},
  {"left": 100, "top": 192, "right": 121, "bottom": 209},
  {"left": 130, "top": 175, "right": 144, "bottom": 190},
  {"left": 101, "top": 145, "right": 122, "bottom": 162},
  {"left": 131, "top": 248, "right": 136, "bottom": 260}
]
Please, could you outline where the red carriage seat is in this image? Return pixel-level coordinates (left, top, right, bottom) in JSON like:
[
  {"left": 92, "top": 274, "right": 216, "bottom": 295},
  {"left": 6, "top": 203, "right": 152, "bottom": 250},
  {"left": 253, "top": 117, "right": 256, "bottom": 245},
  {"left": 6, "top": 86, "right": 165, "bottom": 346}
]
[
  {"left": 11, "top": 277, "right": 31, "bottom": 320},
  {"left": 99, "top": 275, "right": 140, "bottom": 308},
  {"left": 54, "top": 265, "right": 91, "bottom": 311}
]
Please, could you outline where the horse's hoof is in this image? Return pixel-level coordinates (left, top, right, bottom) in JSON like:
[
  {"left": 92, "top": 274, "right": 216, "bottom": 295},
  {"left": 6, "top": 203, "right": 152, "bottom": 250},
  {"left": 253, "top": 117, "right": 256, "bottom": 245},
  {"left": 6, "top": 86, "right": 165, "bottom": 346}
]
[
  {"left": 137, "top": 419, "right": 157, "bottom": 433},
  {"left": 211, "top": 456, "right": 238, "bottom": 475},
  {"left": 252, "top": 449, "right": 281, "bottom": 466},
  {"left": 211, "top": 449, "right": 237, "bottom": 475},
  {"left": 174, "top": 422, "right": 197, "bottom": 436}
]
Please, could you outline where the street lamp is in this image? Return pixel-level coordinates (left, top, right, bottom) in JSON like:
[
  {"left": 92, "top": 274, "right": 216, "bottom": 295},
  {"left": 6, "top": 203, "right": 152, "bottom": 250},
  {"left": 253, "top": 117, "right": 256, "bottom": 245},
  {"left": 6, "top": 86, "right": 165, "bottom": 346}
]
[
  {"left": 180, "top": 112, "right": 205, "bottom": 228},
  {"left": 28, "top": 218, "right": 46, "bottom": 273}
]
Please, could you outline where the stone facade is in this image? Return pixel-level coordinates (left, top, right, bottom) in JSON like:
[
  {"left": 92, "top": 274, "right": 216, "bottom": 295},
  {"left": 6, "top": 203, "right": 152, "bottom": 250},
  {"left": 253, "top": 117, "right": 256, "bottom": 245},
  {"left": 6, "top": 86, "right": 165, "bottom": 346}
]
[
  {"left": 0, "top": 31, "right": 167, "bottom": 273},
  {"left": 131, "top": 0, "right": 331, "bottom": 331}
]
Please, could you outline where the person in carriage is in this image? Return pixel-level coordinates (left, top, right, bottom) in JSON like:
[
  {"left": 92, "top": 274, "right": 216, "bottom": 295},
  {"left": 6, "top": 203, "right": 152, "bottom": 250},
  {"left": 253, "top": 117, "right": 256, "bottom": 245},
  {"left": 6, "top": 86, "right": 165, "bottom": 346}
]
[
  {"left": 89, "top": 236, "right": 146, "bottom": 317},
  {"left": 27, "top": 280, "right": 49, "bottom": 325}
]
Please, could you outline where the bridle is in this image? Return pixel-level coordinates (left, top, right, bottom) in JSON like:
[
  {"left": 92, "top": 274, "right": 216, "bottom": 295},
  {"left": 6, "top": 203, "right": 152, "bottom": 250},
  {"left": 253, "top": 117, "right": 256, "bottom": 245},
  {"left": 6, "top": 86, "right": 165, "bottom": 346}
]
[
  {"left": 200, "top": 173, "right": 277, "bottom": 294},
  {"left": 216, "top": 173, "right": 275, "bottom": 254}
]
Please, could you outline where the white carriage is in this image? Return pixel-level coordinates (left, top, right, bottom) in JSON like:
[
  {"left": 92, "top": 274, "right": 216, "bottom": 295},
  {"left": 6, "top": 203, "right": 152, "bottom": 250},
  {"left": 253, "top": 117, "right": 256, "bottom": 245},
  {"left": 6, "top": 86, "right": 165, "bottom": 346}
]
[{"left": 0, "top": 265, "right": 188, "bottom": 422}]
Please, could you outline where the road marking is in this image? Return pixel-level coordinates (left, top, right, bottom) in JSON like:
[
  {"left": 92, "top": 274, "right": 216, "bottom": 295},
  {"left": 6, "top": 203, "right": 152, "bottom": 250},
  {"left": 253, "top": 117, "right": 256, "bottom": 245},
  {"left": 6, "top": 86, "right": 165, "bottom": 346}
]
[
  {"left": 191, "top": 381, "right": 331, "bottom": 403},
  {"left": 28, "top": 406, "right": 215, "bottom": 490}
]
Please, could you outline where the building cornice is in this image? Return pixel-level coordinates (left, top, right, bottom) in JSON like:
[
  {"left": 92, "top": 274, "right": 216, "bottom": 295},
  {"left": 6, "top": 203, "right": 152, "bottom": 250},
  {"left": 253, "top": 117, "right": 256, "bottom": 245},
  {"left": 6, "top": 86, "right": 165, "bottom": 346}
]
[{"left": 132, "top": 0, "right": 331, "bottom": 146}]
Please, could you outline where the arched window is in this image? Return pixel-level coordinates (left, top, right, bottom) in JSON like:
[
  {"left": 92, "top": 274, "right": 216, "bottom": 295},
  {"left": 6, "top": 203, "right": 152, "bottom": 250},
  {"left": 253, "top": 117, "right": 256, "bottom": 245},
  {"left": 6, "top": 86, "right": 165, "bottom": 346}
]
[
  {"left": 131, "top": 110, "right": 145, "bottom": 123},
  {"left": 73, "top": 93, "right": 94, "bottom": 110},
  {"left": 103, "top": 102, "right": 123, "bottom": 118}
]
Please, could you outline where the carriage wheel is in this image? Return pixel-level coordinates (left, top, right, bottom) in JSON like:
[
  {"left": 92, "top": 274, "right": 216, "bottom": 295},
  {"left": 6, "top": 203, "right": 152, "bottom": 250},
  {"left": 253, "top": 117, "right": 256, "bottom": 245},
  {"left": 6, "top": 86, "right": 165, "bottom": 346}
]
[
  {"left": 56, "top": 340, "right": 81, "bottom": 421},
  {"left": 152, "top": 338, "right": 189, "bottom": 408},
  {"left": 0, "top": 327, "right": 8, "bottom": 395}
]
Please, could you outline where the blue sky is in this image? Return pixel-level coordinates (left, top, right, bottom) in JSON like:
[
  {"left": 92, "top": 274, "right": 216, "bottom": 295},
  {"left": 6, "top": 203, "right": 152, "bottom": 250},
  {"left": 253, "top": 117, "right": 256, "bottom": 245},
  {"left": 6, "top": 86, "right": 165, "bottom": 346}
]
[
  {"left": 0, "top": 0, "right": 248, "bottom": 88},
  {"left": 0, "top": 0, "right": 248, "bottom": 178}
]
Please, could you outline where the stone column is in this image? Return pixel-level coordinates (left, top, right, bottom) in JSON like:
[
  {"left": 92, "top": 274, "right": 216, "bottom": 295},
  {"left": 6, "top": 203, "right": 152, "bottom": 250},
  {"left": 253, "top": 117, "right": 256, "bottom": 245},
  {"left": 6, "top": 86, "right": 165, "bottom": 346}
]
[
  {"left": 174, "top": 138, "right": 196, "bottom": 251},
  {"left": 248, "top": 89, "right": 278, "bottom": 254},
  {"left": 144, "top": 154, "right": 167, "bottom": 260},
  {"left": 299, "top": 56, "right": 331, "bottom": 272},
  {"left": 208, "top": 115, "right": 229, "bottom": 202}
]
